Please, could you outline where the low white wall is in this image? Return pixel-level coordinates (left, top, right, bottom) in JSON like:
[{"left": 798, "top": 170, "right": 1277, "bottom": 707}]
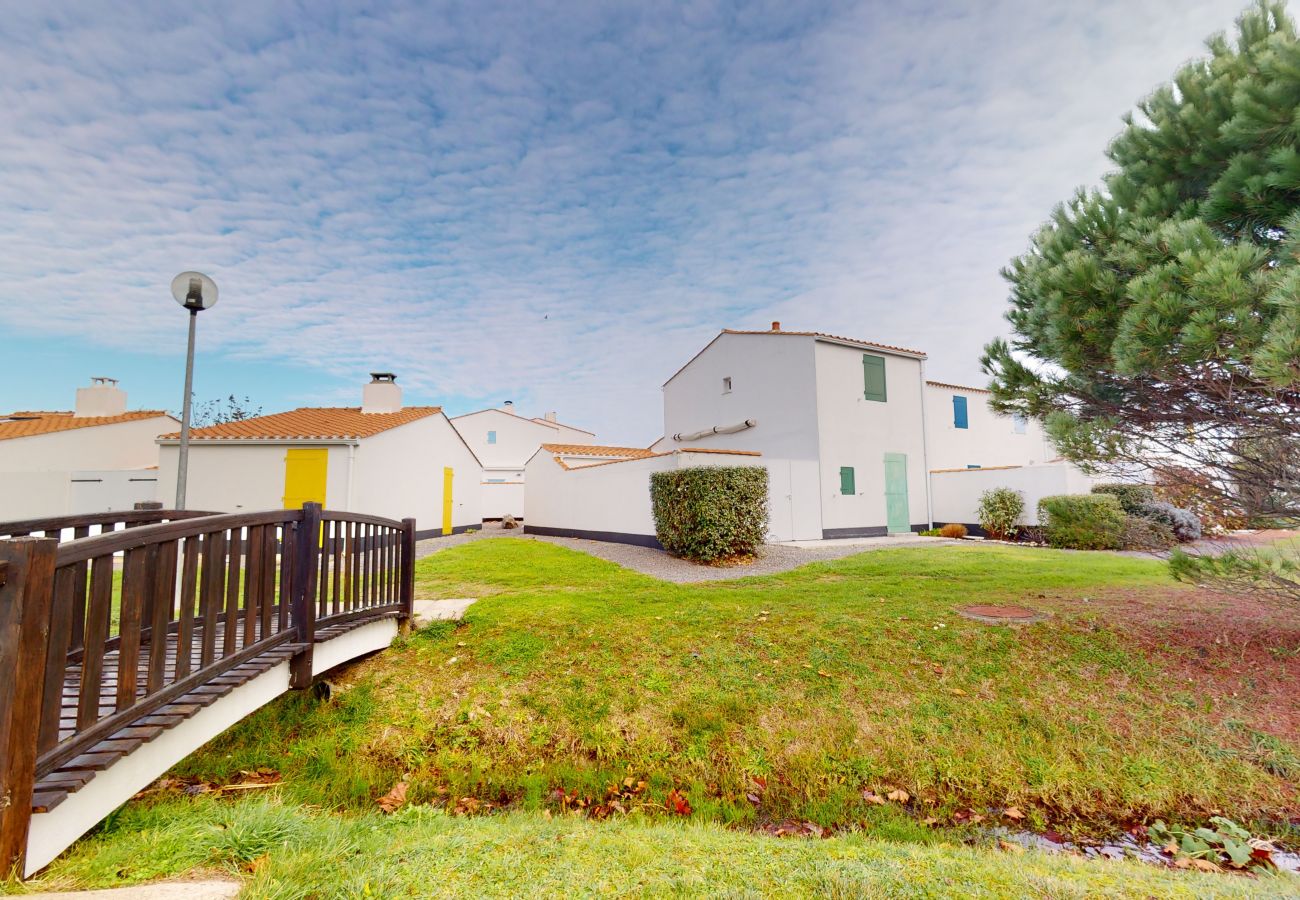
[
  {"left": 0, "top": 469, "right": 159, "bottom": 521},
  {"left": 481, "top": 481, "right": 525, "bottom": 519},
  {"left": 930, "top": 462, "right": 1100, "bottom": 528},
  {"left": 524, "top": 451, "right": 778, "bottom": 545}
]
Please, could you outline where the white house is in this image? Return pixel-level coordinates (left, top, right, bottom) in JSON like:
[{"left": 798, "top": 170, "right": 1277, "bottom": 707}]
[
  {"left": 450, "top": 402, "right": 595, "bottom": 520},
  {"left": 0, "top": 378, "right": 177, "bottom": 521},
  {"left": 922, "top": 380, "right": 1056, "bottom": 471},
  {"left": 156, "top": 374, "right": 482, "bottom": 538}
]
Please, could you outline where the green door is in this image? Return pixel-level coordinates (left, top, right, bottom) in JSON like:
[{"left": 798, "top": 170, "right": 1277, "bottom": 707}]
[{"left": 883, "top": 453, "right": 910, "bottom": 534}]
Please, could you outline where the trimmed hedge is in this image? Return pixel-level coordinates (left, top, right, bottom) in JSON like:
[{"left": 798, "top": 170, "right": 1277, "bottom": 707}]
[
  {"left": 1037, "top": 494, "right": 1126, "bottom": 550},
  {"left": 1091, "top": 483, "right": 1155, "bottom": 516},
  {"left": 650, "top": 466, "right": 769, "bottom": 563}
]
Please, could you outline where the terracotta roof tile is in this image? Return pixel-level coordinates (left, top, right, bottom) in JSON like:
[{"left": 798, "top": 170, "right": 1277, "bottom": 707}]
[
  {"left": 540, "top": 443, "right": 656, "bottom": 458},
  {"left": 926, "top": 380, "right": 992, "bottom": 394},
  {"left": 0, "top": 410, "right": 173, "bottom": 442},
  {"left": 160, "top": 406, "right": 441, "bottom": 441},
  {"left": 721, "top": 329, "right": 927, "bottom": 358}
]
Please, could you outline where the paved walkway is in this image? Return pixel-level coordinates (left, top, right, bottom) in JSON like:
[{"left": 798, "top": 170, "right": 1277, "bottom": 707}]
[{"left": 416, "top": 523, "right": 959, "bottom": 584}]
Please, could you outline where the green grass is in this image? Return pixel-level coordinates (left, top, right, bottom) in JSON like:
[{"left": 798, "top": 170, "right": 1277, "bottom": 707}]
[
  {"left": 23, "top": 539, "right": 1300, "bottom": 895},
  {"left": 15, "top": 798, "right": 1295, "bottom": 898}
]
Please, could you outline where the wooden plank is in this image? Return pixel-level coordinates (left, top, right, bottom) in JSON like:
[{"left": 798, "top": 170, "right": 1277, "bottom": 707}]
[
  {"left": 199, "top": 529, "right": 227, "bottom": 668},
  {"left": 147, "top": 541, "right": 178, "bottom": 694},
  {"left": 277, "top": 524, "right": 292, "bottom": 633},
  {"left": 244, "top": 524, "right": 263, "bottom": 648},
  {"left": 76, "top": 556, "right": 114, "bottom": 730},
  {"left": 224, "top": 528, "right": 242, "bottom": 656},
  {"left": 116, "top": 548, "right": 148, "bottom": 711},
  {"left": 174, "top": 535, "right": 200, "bottom": 680},
  {"left": 37, "top": 567, "right": 76, "bottom": 755},
  {"left": 260, "top": 526, "right": 276, "bottom": 638},
  {"left": 69, "top": 526, "right": 89, "bottom": 651},
  {"left": 331, "top": 520, "right": 342, "bottom": 616},
  {"left": 401, "top": 518, "right": 416, "bottom": 618},
  {"left": 53, "top": 510, "right": 295, "bottom": 568},
  {"left": 0, "top": 537, "right": 57, "bottom": 875},
  {"left": 290, "top": 504, "right": 320, "bottom": 689}
]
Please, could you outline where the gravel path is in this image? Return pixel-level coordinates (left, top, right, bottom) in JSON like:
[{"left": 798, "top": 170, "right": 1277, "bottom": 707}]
[{"left": 416, "top": 523, "right": 958, "bottom": 583}]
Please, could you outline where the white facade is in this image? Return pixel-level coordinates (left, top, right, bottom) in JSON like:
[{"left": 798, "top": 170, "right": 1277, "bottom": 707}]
[
  {"left": 450, "top": 404, "right": 595, "bottom": 520},
  {"left": 157, "top": 386, "right": 483, "bottom": 538},
  {"left": 0, "top": 381, "right": 177, "bottom": 520},
  {"left": 524, "top": 449, "right": 769, "bottom": 545},
  {"left": 922, "top": 382, "right": 1056, "bottom": 471}
]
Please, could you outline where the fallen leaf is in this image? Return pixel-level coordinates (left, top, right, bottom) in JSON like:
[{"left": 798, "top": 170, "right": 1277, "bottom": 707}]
[
  {"left": 922, "top": 816, "right": 939, "bottom": 826},
  {"left": 666, "top": 788, "right": 693, "bottom": 816},
  {"left": 862, "top": 791, "right": 886, "bottom": 805},
  {"left": 1003, "top": 806, "right": 1025, "bottom": 821},
  {"left": 1162, "top": 841, "right": 1178, "bottom": 856},
  {"left": 817, "top": 670, "right": 832, "bottom": 678},
  {"left": 376, "top": 781, "right": 408, "bottom": 814},
  {"left": 886, "top": 789, "right": 910, "bottom": 804},
  {"left": 1190, "top": 859, "right": 1220, "bottom": 873},
  {"left": 1173, "top": 857, "right": 1191, "bottom": 869},
  {"left": 950, "top": 688, "right": 967, "bottom": 696},
  {"left": 998, "top": 839, "right": 1025, "bottom": 855}
]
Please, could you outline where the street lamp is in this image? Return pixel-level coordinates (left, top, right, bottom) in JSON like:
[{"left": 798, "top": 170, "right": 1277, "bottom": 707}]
[{"left": 169, "top": 271, "right": 218, "bottom": 509}]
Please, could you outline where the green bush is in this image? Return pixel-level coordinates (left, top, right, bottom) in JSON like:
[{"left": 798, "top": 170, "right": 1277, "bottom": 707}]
[
  {"left": 1120, "top": 515, "right": 1176, "bottom": 552},
  {"left": 650, "top": 466, "right": 769, "bottom": 563},
  {"left": 1090, "top": 483, "right": 1154, "bottom": 515},
  {"left": 1037, "top": 494, "right": 1125, "bottom": 550},
  {"left": 976, "top": 487, "right": 1024, "bottom": 540}
]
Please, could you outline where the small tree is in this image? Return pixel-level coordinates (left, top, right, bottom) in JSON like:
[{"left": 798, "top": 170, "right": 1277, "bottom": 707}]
[
  {"left": 187, "top": 394, "right": 263, "bottom": 428},
  {"left": 976, "top": 487, "right": 1024, "bottom": 540}
]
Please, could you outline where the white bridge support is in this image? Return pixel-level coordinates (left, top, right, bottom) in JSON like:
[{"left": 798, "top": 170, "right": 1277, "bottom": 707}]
[{"left": 24, "top": 618, "right": 399, "bottom": 877}]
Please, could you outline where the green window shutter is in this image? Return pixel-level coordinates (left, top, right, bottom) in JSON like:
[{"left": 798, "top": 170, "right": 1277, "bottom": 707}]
[
  {"left": 862, "top": 354, "right": 887, "bottom": 402},
  {"left": 953, "top": 395, "right": 969, "bottom": 429},
  {"left": 839, "top": 466, "right": 856, "bottom": 495}
]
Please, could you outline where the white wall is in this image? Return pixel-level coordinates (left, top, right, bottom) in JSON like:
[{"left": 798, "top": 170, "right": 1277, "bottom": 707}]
[
  {"left": 481, "top": 480, "right": 525, "bottom": 519},
  {"left": 524, "top": 450, "right": 775, "bottom": 544},
  {"left": 0, "top": 415, "right": 177, "bottom": 520},
  {"left": 923, "top": 384, "right": 1056, "bottom": 471},
  {"left": 157, "top": 442, "right": 354, "bottom": 514},
  {"left": 930, "top": 462, "right": 1101, "bottom": 528},
  {"left": 451, "top": 408, "right": 565, "bottom": 469},
  {"left": 815, "top": 342, "right": 929, "bottom": 535}
]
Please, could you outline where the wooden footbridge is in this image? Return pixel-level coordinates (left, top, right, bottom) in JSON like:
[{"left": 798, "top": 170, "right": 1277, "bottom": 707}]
[{"left": 0, "top": 503, "right": 416, "bottom": 878}]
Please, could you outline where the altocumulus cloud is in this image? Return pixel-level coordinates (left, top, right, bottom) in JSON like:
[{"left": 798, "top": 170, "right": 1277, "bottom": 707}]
[{"left": 0, "top": 0, "right": 1246, "bottom": 440}]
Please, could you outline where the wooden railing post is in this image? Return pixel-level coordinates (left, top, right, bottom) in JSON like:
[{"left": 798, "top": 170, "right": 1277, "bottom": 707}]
[
  {"left": 400, "top": 518, "right": 416, "bottom": 620},
  {"left": 0, "top": 537, "right": 57, "bottom": 878},
  {"left": 289, "top": 503, "right": 321, "bottom": 689}
]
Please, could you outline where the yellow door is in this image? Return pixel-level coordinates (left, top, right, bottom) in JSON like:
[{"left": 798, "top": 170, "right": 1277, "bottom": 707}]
[
  {"left": 442, "top": 467, "right": 454, "bottom": 535},
  {"left": 283, "top": 448, "right": 329, "bottom": 509}
]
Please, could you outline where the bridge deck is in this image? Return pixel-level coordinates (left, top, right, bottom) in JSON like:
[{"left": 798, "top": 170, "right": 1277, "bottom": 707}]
[{"left": 32, "top": 611, "right": 398, "bottom": 814}]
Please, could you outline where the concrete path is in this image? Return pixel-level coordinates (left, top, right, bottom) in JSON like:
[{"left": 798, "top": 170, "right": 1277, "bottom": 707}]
[
  {"left": 412, "top": 597, "right": 477, "bottom": 625},
  {"left": 24, "top": 881, "right": 240, "bottom": 899},
  {"left": 416, "top": 523, "right": 960, "bottom": 584}
]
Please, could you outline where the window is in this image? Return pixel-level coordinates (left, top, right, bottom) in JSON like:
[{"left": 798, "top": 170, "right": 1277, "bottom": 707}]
[
  {"left": 862, "top": 354, "right": 886, "bottom": 402},
  {"left": 1012, "top": 414, "right": 1027, "bottom": 434},
  {"left": 486, "top": 478, "right": 506, "bottom": 483},
  {"left": 952, "top": 395, "right": 969, "bottom": 429},
  {"left": 722, "top": 376, "right": 732, "bottom": 393},
  {"left": 487, "top": 430, "right": 497, "bottom": 444},
  {"left": 839, "top": 466, "right": 856, "bottom": 495},
  {"left": 966, "top": 464, "right": 981, "bottom": 469}
]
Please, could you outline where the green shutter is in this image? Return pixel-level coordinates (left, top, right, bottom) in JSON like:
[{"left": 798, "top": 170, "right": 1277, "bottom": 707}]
[
  {"left": 839, "top": 466, "right": 855, "bottom": 495},
  {"left": 862, "top": 354, "right": 887, "bottom": 402}
]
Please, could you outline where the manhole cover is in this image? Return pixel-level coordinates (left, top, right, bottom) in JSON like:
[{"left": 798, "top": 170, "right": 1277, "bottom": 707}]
[{"left": 957, "top": 604, "right": 1047, "bottom": 624}]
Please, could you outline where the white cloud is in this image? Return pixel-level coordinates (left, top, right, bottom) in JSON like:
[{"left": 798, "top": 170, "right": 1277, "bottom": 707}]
[{"left": 0, "top": 0, "right": 1249, "bottom": 441}]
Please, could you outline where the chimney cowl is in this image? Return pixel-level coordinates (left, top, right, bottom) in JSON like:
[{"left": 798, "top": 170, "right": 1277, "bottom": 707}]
[
  {"left": 361, "top": 372, "right": 403, "bottom": 414},
  {"left": 74, "top": 377, "right": 128, "bottom": 418},
  {"left": 771, "top": 321, "right": 781, "bottom": 331}
]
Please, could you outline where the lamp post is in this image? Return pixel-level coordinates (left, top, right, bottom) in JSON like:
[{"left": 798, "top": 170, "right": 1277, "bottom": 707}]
[{"left": 170, "top": 271, "right": 218, "bottom": 509}]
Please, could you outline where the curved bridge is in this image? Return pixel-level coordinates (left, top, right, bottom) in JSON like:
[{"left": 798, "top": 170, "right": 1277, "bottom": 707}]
[{"left": 0, "top": 504, "right": 416, "bottom": 878}]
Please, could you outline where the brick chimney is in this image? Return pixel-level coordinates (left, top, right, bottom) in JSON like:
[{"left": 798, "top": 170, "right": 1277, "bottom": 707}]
[
  {"left": 361, "top": 372, "right": 402, "bottom": 414},
  {"left": 74, "top": 377, "right": 127, "bottom": 418},
  {"left": 544, "top": 411, "right": 557, "bottom": 423},
  {"left": 771, "top": 321, "right": 781, "bottom": 331}
]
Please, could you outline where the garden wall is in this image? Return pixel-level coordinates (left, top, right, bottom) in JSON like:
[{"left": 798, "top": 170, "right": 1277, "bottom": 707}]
[{"left": 930, "top": 462, "right": 1101, "bottom": 530}]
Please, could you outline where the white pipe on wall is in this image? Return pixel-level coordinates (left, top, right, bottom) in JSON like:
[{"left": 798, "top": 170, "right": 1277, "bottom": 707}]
[{"left": 673, "top": 418, "right": 757, "bottom": 442}]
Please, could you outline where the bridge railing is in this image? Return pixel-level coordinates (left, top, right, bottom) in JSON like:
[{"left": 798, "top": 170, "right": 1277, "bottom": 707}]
[
  {"left": 0, "top": 502, "right": 415, "bottom": 876},
  {"left": 0, "top": 507, "right": 221, "bottom": 543}
]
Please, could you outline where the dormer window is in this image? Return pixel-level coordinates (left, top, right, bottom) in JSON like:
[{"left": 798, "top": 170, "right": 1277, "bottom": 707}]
[{"left": 722, "top": 377, "right": 732, "bottom": 394}]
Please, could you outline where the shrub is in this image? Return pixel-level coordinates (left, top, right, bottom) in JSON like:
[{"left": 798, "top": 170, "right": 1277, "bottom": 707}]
[
  {"left": 1090, "top": 482, "right": 1155, "bottom": 515},
  {"left": 938, "top": 522, "right": 968, "bottom": 539},
  {"left": 976, "top": 487, "right": 1024, "bottom": 540},
  {"left": 918, "top": 528, "right": 942, "bottom": 537},
  {"left": 1139, "top": 500, "right": 1202, "bottom": 542},
  {"left": 1120, "top": 515, "right": 1176, "bottom": 552},
  {"left": 649, "top": 466, "right": 769, "bottom": 563},
  {"left": 1036, "top": 494, "right": 1125, "bottom": 550}
]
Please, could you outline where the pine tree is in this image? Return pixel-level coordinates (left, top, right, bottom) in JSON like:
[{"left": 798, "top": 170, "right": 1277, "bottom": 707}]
[{"left": 982, "top": 0, "right": 1300, "bottom": 522}]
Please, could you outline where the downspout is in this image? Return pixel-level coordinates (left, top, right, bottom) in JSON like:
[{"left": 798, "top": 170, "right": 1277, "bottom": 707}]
[{"left": 918, "top": 360, "right": 934, "bottom": 530}]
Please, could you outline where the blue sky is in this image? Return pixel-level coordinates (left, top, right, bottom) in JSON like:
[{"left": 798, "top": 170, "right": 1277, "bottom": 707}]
[{"left": 0, "top": 1, "right": 1247, "bottom": 443}]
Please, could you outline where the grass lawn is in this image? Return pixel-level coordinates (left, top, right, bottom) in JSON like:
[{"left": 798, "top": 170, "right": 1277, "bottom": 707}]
[{"left": 18, "top": 539, "right": 1300, "bottom": 896}]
